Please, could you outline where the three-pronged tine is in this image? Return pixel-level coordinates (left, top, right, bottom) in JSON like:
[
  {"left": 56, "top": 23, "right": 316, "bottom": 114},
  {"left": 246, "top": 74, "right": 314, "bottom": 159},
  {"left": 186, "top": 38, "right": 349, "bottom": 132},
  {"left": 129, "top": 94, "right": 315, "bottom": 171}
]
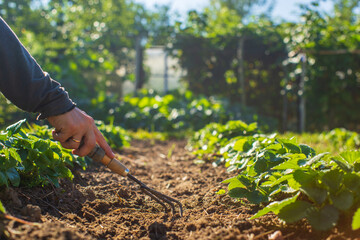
[{"left": 127, "top": 174, "right": 183, "bottom": 217}]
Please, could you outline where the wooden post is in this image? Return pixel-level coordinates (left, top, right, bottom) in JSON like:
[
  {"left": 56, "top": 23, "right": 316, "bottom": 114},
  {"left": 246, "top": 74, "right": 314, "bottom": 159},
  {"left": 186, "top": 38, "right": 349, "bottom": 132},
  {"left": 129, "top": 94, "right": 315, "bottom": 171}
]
[
  {"left": 134, "top": 35, "right": 142, "bottom": 96},
  {"left": 164, "top": 49, "right": 169, "bottom": 94},
  {"left": 299, "top": 53, "right": 307, "bottom": 133},
  {"left": 237, "top": 36, "right": 246, "bottom": 106},
  {"left": 282, "top": 64, "right": 289, "bottom": 132}
]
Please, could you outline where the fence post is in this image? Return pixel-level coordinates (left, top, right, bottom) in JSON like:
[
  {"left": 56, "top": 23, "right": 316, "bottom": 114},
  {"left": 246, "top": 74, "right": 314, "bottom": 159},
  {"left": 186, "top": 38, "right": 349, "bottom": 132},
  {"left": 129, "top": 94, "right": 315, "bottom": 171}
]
[
  {"left": 134, "top": 35, "right": 142, "bottom": 96},
  {"left": 237, "top": 36, "right": 246, "bottom": 106},
  {"left": 299, "top": 53, "right": 307, "bottom": 133},
  {"left": 164, "top": 49, "right": 169, "bottom": 94},
  {"left": 282, "top": 62, "right": 289, "bottom": 132}
]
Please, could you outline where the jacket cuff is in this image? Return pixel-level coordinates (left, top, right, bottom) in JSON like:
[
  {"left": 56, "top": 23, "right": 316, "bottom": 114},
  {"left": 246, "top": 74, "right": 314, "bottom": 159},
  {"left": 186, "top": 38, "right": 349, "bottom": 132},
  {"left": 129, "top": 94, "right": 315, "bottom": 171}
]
[{"left": 36, "top": 102, "right": 76, "bottom": 120}]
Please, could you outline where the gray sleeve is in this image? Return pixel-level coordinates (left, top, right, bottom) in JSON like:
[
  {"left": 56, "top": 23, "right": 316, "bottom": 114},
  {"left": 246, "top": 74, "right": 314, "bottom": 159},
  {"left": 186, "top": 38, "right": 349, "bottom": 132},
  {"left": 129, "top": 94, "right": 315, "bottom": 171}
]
[{"left": 0, "top": 17, "right": 75, "bottom": 119}]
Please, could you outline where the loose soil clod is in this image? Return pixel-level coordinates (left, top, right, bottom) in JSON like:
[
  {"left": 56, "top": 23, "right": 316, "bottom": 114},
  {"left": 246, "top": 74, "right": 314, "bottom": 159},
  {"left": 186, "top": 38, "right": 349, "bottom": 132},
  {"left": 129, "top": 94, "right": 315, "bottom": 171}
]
[{"left": 1, "top": 139, "right": 359, "bottom": 240}]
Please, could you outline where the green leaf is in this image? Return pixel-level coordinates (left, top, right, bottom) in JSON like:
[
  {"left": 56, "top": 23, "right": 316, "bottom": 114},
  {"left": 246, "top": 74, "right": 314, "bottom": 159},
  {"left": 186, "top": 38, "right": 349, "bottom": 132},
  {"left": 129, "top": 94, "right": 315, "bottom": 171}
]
[
  {"left": 222, "top": 176, "right": 238, "bottom": 184},
  {"left": 352, "top": 208, "right": 360, "bottom": 230},
  {"left": 9, "top": 148, "right": 22, "bottom": 163},
  {"left": 322, "top": 169, "right": 343, "bottom": 192},
  {"left": 332, "top": 156, "right": 352, "bottom": 172},
  {"left": 237, "top": 175, "right": 254, "bottom": 189},
  {"left": 293, "top": 169, "right": 318, "bottom": 186},
  {"left": 46, "top": 175, "right": 60, "bottom": 188},
  {"left": 216, "top": 189, "right": 226, "bottom": 195},
  {"left": 228, "top": 187, "right": 248, "bottom": 198},
  {"left": 0, "top": 133, "right": 7, "bottom": 141},
  {"left": 33, "top": 140, "right": 50, "bottom": 152},
  {"left": 6, "top": 168, "right": 20, "bottom": 187},
  {"left": 250, "top": 193, "right": 299, "bottom": 219},
  {"left": 246, "top": 190, "right": 268, "bottom": 204},
  {"left": 283, "top": 142, "right": 301, "bottom": 153},
  {"left": 303, "top": 152, "right": 329, "bottom": 167},
  {"left": 307, "top": 205, "right": 339, "bottom": 231},
  {"left": 301, "top": 186, "right": 328, "bottom": 205},
  {"left": 299, "top": 144, "right": 316, "bottom": 157},
  {"left": 330, "top": 189, "right": 353, "bottom": 211},
  {"left": 0, "top": 171, "right": 8, "bottom": 187},
  {"left": 228, "top": 178, "right": 246, "bottom": 190},
  {"left": 269, "top": 174, "right": 293, "bottom": 187},
  {"left": 6, "top": 119, "right": 26, "bottom": 136},
  {"left": 233, "top": 139, "right": 247, "bottom": 152},
  {"left": 340, "top": 151, "right": 360, "bottom": 165},
  {"left": 254, "top": 158, "right": 268, "bottom": 174},
  {"left": 0, "top": 200, "right": 6, "bottom": 214},
  {"left": 278, "top": 200, "right": 312, "bottom": 223},
  {"left": 343, "top": 173, "right": 360, "bottom": 191},
  {"left": 272, "top": 154, "right": 307, "bottom": 170}
]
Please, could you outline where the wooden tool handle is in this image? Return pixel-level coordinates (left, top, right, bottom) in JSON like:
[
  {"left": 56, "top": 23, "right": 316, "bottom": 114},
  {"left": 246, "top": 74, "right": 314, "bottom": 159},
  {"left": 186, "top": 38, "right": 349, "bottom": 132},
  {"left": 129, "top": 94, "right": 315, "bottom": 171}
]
[{"left": 87, "top": 145, "right": 129, "bottom": 177}]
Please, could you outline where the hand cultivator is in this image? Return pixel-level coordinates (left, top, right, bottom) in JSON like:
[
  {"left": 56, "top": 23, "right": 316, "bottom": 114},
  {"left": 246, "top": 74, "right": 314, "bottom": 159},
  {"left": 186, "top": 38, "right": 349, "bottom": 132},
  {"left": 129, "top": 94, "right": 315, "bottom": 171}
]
[{"left": 87, "top": 145, "right": 183, "bottom": 217}]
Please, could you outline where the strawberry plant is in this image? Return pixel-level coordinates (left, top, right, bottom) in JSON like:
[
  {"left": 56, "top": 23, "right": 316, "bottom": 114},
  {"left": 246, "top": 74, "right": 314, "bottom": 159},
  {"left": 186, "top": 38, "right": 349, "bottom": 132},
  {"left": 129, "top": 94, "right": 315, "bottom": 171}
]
[
  {"left": 188, "top": 120, "right": 259, "bottom": 157},
  {"left": 95, "top": 121, "right": 130, "bottom": 149},
  {"left": 191, "top": 120, "right": 360, "bottom": 231},
  {"left": 0, "top": 119, "right": 86, "bottom": 187}
]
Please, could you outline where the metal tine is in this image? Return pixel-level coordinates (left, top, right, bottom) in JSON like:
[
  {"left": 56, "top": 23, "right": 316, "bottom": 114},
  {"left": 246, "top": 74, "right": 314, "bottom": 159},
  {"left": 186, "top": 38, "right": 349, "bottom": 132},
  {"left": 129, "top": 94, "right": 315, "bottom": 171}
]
[
  {"left": 144, "top": 186, "right": 183, "bottom": 216},
  {"left": 127, "top": 174, "right": 183, "bottom": 217},
  {"left": 143, "top": 186, "right": 177, "bottom": 215},
  {"left": 140, "top": 187, "right": 169, "bottom": 212}
]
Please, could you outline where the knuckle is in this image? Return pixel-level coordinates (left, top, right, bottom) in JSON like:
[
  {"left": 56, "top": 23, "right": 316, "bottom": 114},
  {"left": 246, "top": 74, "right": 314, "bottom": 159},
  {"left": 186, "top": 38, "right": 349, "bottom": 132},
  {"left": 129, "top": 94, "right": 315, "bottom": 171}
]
[{"left": 87, "top": 116, "right": 95, "bottom": 125}]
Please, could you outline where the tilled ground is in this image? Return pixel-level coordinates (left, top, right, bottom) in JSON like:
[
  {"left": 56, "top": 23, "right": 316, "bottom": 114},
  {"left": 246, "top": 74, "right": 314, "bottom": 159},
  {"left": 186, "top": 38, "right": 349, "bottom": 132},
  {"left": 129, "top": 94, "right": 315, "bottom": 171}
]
[{"left": 1, "top": 139, "right": 360, "bottom": 240}]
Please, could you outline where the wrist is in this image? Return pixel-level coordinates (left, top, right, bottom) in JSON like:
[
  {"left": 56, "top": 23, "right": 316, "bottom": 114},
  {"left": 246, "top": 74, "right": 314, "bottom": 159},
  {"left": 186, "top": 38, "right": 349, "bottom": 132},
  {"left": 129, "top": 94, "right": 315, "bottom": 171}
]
[{"left": 37, "top": 103, "right": 76, "bottom": 120}]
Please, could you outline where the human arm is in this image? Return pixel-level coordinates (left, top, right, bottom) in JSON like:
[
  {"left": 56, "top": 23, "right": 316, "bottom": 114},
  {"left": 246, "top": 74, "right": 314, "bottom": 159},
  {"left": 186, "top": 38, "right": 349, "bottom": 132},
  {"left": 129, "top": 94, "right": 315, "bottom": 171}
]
[{"left": 0, "top": 17, "right": 114, "bottom": 158}]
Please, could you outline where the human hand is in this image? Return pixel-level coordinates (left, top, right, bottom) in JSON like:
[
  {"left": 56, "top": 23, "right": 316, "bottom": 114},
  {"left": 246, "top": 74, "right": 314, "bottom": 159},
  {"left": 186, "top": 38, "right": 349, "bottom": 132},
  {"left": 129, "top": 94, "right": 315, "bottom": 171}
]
[{"left": 47, "top": 107, "right": 115, "bottom": 158}]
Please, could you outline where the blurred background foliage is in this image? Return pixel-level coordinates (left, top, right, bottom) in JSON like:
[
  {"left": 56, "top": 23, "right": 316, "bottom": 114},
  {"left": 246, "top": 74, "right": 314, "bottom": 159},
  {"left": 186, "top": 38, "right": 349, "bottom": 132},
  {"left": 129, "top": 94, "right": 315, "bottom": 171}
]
[{"left": 0, "top": 0, "right": 359, "bottom": 132}]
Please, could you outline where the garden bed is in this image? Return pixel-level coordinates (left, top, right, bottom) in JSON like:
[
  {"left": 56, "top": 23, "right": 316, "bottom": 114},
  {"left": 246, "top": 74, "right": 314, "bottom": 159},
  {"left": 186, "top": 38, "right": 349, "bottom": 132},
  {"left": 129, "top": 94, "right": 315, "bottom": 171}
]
[{"left": 2, "top": 139, "right": 358, "bottom": 239}]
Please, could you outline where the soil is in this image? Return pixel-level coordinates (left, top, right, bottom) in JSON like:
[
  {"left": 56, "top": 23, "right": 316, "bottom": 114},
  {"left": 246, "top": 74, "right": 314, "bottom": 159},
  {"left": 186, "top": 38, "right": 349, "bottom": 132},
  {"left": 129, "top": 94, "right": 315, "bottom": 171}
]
[{"left": 1, "top": 139, "right": 360, "bottom": 240}]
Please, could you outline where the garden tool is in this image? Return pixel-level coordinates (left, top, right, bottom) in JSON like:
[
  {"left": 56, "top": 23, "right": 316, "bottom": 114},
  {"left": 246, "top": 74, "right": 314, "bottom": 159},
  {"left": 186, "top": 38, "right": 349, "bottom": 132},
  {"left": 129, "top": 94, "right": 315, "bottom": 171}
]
[{"left": 87, "top": 145, "right": 183, "bottom": 217}]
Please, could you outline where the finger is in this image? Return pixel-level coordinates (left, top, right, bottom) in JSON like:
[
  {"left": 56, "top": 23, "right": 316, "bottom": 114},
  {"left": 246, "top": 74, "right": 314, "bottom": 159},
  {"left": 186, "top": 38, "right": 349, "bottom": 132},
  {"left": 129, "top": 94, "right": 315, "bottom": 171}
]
[
  {"left": 52, "top": 129, "right": 72, "bottom": 143},
  {"left": 73, "top": 131, "right": 96, "bottom": 157},
  {"left": 60, "top": 136, "right": 82, "bottom": 150},
  {"left": 94, "top": 127, "right": 115, "bottom": 159}
]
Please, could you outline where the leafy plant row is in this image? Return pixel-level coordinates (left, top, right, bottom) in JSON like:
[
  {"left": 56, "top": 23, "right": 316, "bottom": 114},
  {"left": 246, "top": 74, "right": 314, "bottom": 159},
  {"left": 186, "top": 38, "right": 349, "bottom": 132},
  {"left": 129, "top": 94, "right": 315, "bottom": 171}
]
[
  {"left": 0, "top": 119, "right": 129, "bottom": 188},
  {"left": 85, "top": 89, "right": 278, "bottom": 132},
  {"left": 189, "top": 121, "right": 360, "bottom": 231}
]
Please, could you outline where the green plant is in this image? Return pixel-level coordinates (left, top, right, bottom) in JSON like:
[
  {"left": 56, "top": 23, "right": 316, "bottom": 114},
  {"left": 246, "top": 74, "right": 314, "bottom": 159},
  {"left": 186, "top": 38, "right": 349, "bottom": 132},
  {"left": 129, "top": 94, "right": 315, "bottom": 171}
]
[
  {"left": 191, "top": 120, "right": 360, "bottom": 231},
  {"left": 95, "top": 121, "right": 130, "bottom": 149},
  {"left": 0, "top": 119, "right": 87, "bottom": 187}
]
